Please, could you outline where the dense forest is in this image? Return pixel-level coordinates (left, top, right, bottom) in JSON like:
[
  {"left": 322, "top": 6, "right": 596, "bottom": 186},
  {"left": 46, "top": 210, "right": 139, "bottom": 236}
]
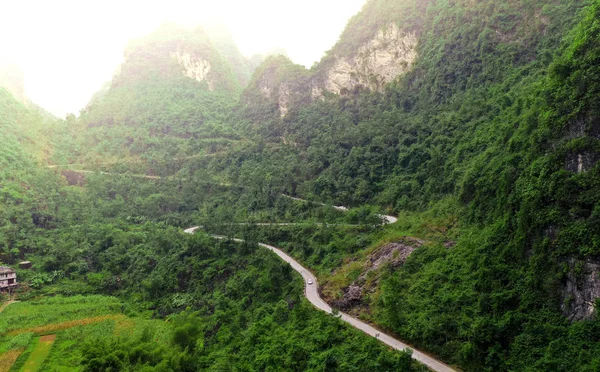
[{"left": 2, "top": 0, "right": 600, "bottom": 370}]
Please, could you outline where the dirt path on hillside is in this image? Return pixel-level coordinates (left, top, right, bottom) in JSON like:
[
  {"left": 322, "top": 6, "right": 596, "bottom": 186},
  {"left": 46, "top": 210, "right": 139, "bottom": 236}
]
[{"left": 0, "top": 301, "right": 17, "bottom": 314}]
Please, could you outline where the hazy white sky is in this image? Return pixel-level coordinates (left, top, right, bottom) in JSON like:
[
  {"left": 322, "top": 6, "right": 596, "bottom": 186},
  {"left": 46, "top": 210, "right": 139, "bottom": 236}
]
[{"left": 0, "top": 0, "right": 366, "bottom": 116}]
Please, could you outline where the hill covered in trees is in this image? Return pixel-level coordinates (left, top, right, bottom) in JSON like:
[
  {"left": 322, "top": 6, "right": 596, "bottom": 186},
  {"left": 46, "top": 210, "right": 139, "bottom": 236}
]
[{"left": 3, "top": 0, "right": 600, "bottom": 370}]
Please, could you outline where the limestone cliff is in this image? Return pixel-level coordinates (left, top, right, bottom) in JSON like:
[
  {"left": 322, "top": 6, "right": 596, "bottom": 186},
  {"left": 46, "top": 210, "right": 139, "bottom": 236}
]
[
  {"left": 562, "top": 258, "right": 600, "bottom": 321},
  {"left": 243, "top": 55, "right": 310, "bottom": 118},
  {"left": 171, "top": 50, "right": 215, "bottom": 91},
  {"left": 316, "top": 23, "right": 418, "bottom": 95},
  {"left": 114, "top": 24, "right": 240, "bottom": 94},
  {"left": 244, "top": 23, "right": 419, "bottom": 119}
]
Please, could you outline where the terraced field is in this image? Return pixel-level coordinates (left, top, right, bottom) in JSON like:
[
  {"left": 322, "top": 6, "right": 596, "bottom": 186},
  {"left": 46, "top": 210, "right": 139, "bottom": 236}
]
[{"left": 0, "top": 295, "right": 171, "bottom": 371}]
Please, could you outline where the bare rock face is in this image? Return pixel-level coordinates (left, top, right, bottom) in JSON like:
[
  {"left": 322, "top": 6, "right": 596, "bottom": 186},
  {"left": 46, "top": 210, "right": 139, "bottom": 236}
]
[
  {"left": 171, "top": 51, "right": 214, "bottom": 91},
  {"left": 333, "top": 237, "right": 423, "bottom": 311},
  {"left": 256, "top": 79, "right": 296, "bottom": 118},
  {"left": 444, "top": 241, "right": 457, "bottom": 249},
  {"left": 565, "top": 151, "right": 599, "bottom": 173},
  {"left": 320, "top": 23, "right": 418, "bottom": 95},
  {"left": 561, "top": 114, "right": 600, "bottom": 172},
  {"left": 257, "top": 80, "right": 295, "bottom": 118},
  {"left": 332, "top": 285, "right": 364, "bottom": 310},
  {"left": 245, "top": 24, "right": 418, "bottom": 118},
  {"left": 247, "top": 56, "right": 310, "bottom": 118},
  {"left": 277, "top": 85, "right": 292, "bottom": 117},
  {"left": 562, "top": 258, "right": 600, "bottom": 321},
  {"left": 364, "top": 238, "right": 424, "bottom": 275}
]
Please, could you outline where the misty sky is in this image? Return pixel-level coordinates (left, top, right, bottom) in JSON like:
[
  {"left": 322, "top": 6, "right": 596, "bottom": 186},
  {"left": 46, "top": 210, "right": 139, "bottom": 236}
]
[{"left": 0, "top": 0, "right": 366, "bottom": 117}]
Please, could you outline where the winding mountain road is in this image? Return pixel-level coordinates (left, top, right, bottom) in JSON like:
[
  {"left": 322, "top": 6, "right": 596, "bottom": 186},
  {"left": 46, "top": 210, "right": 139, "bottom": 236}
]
[
  {"left": 184, "top": 225, "right": 456, "bottom": 372},
  {"left": 281, "top": 194, "right": 398, "bottom": 224},
  {"left": 53, "top": 167, "right": 446, "bottom": 368},
  {"left": 53, "top": 169, "right": 396, "bottom": 224}
]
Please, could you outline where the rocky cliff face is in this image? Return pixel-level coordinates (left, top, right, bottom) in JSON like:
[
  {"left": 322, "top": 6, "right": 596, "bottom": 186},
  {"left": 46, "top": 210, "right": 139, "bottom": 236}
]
[
  {"left": 243, "top": 55, "right": 310, "bottom": 118},
  {"left": 317, "top": 23, "right": 418, "bottom": 95},
  {"left": 171, "top": 51, "right": 215, "bottom": 91},
  {"left": 112, "top": 24, "right": 241, "bottom": 95},
  {"left": 562, "top": 258, "right": 600, "bottom": 321},
  {"left": 331, "top": 237, "right": 423, "bottom": 314},
  {"left": 245, "top": 23, "right": 419, "bottom": 119}
]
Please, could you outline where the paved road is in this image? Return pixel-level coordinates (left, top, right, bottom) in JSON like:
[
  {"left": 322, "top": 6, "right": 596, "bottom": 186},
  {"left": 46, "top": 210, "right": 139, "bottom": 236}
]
[
  {"left": 281, "top": 194, "right": 398, "bottom": 224},
  {"left": 54, "top": 171, "right": 395, "bottom": 224},
  {"left": 184, "top": 227, "right": 456, "bottom": 372}
]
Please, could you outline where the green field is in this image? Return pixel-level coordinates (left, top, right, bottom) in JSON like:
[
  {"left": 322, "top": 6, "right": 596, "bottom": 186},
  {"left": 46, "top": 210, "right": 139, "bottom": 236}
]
[
  {"left": 21, "top": 334, "right": 55, "bottom": 372},
  {"left": 0, "top": 295, "right": 172, "bottom": 371},
  {"left": 0, "top": 295, "right": 121, "bottom": 336}
]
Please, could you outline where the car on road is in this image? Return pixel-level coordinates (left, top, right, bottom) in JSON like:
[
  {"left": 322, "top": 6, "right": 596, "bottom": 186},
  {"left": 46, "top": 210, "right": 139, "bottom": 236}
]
[{"left": 307, "top": 279, "right": 313, "bottom": 285}]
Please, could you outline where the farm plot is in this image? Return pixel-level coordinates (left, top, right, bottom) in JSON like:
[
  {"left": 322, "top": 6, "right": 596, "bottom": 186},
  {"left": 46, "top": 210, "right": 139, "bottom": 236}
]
[{"left": 0, "top": 295, "right": 172, "bottom": 371}]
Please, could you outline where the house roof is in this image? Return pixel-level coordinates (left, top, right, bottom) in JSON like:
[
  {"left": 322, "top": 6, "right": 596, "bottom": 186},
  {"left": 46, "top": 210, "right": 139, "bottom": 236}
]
[{"left": 0, "top": 266, "right": 15, "bottom": 273}]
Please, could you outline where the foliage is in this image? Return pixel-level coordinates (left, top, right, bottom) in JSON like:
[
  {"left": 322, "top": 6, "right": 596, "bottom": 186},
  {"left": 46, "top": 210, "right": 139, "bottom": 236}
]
[{"left": 2, "top": 0, "right": 600, "bottom": 370}]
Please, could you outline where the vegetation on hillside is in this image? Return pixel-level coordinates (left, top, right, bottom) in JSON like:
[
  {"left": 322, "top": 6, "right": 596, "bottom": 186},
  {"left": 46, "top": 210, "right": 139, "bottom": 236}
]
[{"left": 2, "top": 0, "right": 600, "bottom": 370}]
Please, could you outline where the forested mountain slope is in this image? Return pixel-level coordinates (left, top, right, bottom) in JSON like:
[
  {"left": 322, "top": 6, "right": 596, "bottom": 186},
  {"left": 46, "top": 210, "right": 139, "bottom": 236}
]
[
  {"left": 0, "top": 89, "right": 66, "bottom": 264},
  {"left": 57, "top": 24, "right": 247, "bottom": 169},
  {"left": 0, "top": 93, "right": 424, "bottom": 370},
  {"left": 4, "top": 0, "right": 600, "bottom": 370},
  {"left": 219, "top": 0, "right": 600, "bottom": 369}
]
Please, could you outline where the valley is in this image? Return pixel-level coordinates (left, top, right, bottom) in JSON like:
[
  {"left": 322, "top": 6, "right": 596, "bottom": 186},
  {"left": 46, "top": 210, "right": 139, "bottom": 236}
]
[{"left": 1, "top": 0, "right": 600, "bottom": 370}]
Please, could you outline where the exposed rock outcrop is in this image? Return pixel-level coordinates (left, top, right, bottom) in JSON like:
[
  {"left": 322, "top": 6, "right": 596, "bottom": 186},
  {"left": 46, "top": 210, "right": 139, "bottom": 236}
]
[
  {"left": 444, "top": 240, "right": 457, "bottom": 249},
  {"left": 332, "top": 237, "right": 424, "bottom": 311},
  {"left": 244, "top": 55, "right": 310, "bottom": 118},
  {"left": 362, "top": 237, "right": 423, "bottom": 275},
  {"left": 317, "top": 23, "right": 418, "bottom": 95},
  {"left": 562, "top": 258, "right": 600, "bottom": 321},
  {"left": 60, "top": 170, "right": 87, "bottom": 186},
  {"left": 244, "top": 23, "right": 419, "bottom": 119},
  {"left": 565, "top": 151, "right": 600, "bottom": 173},
  {"left": 172, "top": 51, "right": 214, "bottom": 91}
]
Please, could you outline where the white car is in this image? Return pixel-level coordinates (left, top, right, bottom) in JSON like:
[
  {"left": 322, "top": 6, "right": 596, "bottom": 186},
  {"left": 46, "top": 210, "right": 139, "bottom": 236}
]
[{"left": 307, "top": 279, "right": 313, "bottom": 285}]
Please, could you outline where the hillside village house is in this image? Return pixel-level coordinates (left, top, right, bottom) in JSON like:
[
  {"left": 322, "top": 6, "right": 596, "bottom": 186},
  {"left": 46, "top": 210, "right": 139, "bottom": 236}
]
[{"left": 0, "top": 267, "right": 17, "bottom": 290}]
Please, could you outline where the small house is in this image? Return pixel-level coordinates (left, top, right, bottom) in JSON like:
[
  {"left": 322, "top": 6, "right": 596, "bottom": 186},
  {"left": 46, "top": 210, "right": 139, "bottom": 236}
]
[{"left": 0, "top": 267, "right": 17, "bottom": 290}]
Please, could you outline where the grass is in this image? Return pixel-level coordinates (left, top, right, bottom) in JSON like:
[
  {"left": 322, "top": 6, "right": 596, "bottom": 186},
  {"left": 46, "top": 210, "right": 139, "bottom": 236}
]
[
  {"left": 0, "top": 295, "right": 121, "bottom": 335},
  {"left": 0, "top": 302, "right": 17, "bottom": 314},
  {"left": 0, "top": 349, "right": 24, "bottom": 372},
  {"left": 0, "top": 295, "right": 173, "bottom": 371},
  {"left": 0, "top": 295, "right": 123, "bottom": 370},
  {"left": 7, "top": 315, "right": 127, "bottom": 336},
  {"left": 7, "top": 338, "right": 38, "bottom": 372},
  {"left": 20, "top": 335, "right": 55, "bottom": 372}
]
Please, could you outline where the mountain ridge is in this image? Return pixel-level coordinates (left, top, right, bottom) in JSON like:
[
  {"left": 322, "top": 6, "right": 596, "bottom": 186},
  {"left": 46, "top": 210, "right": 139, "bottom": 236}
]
[{"left": 2, "top": 0, "right": 600, "bottom": 370}]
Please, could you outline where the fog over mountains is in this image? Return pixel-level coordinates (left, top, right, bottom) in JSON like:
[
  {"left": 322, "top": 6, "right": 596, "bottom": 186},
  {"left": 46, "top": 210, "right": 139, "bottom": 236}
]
[{"left": 1, "top": 0, "right": 600, "bottom": 370}]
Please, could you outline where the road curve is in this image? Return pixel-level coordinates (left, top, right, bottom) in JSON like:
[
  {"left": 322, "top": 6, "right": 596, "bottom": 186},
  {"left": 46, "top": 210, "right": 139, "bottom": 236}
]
[
  {"left": 281, "top": 194, "right": 398, "bottom": 224},
  {"left": 55, "top": 171, "right": 396, "bottom": 224},
  {"left": 184, "top": 227, "right": 456, "bottom": 372}
]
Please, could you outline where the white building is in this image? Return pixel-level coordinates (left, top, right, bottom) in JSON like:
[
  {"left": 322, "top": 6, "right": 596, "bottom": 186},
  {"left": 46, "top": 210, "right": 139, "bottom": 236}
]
[{"left": 0, "top": 266, "right": 17, "bottom": 290}]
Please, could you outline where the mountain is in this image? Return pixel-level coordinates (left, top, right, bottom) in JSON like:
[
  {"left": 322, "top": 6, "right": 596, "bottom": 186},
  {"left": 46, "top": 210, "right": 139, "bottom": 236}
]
[
  {"left": 202, "top": 21, "right": 255, "bottom": 88},
  {"left": 0, "top": 88, "right": 52, "bottom": 167},
  {"left": 0, "top": 87, "right": 65, "bottom": 264},
  {"left": 66, "top": 24, "right": 249, "bottom": 168},
  {"left": 228, "top": 0, "right": 600, "bottom": 370},
  {"left": 4, "top": 0, "right": 600, "bottom": 371}
]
